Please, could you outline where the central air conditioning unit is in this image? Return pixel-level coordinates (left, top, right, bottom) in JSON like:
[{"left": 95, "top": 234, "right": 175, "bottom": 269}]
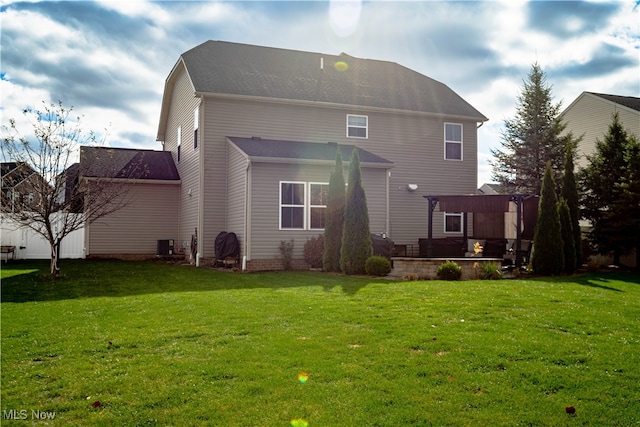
[{"left": 157, "top": 239, "right": 175, "bottom": 256}]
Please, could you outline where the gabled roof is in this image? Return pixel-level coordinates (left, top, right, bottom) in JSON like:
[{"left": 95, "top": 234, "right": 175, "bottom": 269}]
[
  {"left": 1, "top": 162, "right": 37, "bottom": 187},
  {"left": 227, "top": 137, "right": 393, "bottom": 168},
  {"left": 159, "top": 41, "right": 487, "bottom": 140},
  {"left": 588, "top": 92, "right": 640, "bottom": 112},
  {"left": 79, "top": 147, "right": 180, "bottom": 181}
]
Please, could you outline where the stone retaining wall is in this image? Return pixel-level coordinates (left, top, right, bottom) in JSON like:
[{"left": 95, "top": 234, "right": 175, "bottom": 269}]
[{"left": 391, "top": 257, "right": 504, "bottom": 280}]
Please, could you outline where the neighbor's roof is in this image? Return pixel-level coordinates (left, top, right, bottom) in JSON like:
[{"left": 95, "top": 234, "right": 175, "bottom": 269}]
[
  {"left": 1, "top": 162, "right": 37, "bottom": 187},
  {"left": 158, "top": 41, "right": 487, "bottom": 140},
  {"left": 79, "top": 147, "right": 180, "bottom": 181},
  {"left": 227, "top": 137, "right": 393, "bottom": 167},
  {"left": 588, "top": 92, "right": 640, "bottom": 112}
]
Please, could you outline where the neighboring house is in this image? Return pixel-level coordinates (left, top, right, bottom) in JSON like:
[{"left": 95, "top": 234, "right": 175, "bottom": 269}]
[
  {"left": 1, "top": 162, "right": 46, "bottom": 213},
  {"left": 561, "top": 91, "right": 640, "bottom": 268},
  {"left": 561, "top": 92, "right": 640, "bottom": 169},
  {"left": 156, "top": 40, "right": 488, "bottom": 270},
  {"left": 77, "top": 147, "right": 181, "bottom": 258}
]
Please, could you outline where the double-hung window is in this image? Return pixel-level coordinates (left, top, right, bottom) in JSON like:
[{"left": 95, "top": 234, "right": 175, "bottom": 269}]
[
  {"left": 309, "top": 183, "right": 329, "bottom": 230},
  {"left": 280, "top": 182, "right": 305, "bottom": 229},
  {"left": 347, "top": 114, "right": 368, "bottom": 139},
  {"left": 444, "top": 123, "right": 462, "bottom": 160},
  {"left": 279, "top": 182, "right": 329, "bottom": 230},
  {"left": 444, "top": 212, "right": 463, "bottom": 233},
  {"left": 177, "top": 126, "right": 182, "bottom": 162},
  {"left": 193, "top": 107, "right": 199, "bottom": 149}
]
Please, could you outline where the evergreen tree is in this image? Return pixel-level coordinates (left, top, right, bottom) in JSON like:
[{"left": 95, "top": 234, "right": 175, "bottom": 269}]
[
  {"left": 323, "top": 149, "right": 346, "bottom": 272},
  {"left": 558, "top": 199, "right": 576, "bottom": 274},
  {"left": 561, "top": 142, "right": 583, "bottom": 268},
  {"left": 580, "top": 112, "right": 635, "bottom": 265},
  {"left": 531, "top": 162, "right": 564, "bottom": 275},
  {"left": 340, "top": 148, "right": 372, "bottom": 275},
  {"left": 490, "top": 63, "right": 579, "bottom": 195},
  {"left": 618, "top": 137, "right": 640, "bottom": 269}
]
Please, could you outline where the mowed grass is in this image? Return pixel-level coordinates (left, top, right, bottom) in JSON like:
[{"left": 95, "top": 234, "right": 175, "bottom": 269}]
[{"left": 1, "top": 260, "right": 639, "bottom": 426}]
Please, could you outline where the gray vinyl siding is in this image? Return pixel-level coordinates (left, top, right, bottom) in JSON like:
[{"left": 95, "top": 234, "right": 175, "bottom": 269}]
[
  {"left": 226, "top": 144, "right": 248, "bottom": 258},
  {"left": 161, "top": 67, "right": 201, "bottom": 251},
  {"left": 86, "top": 183, "right": 180, "bottom": 255},
  {"left": 201, "top": 97, "right": 478, "bottom": 254},
  {"left": 247, "top": 162, "right": 387, "bottom": 261},
  {"left": 561, "top": 94, "right": 640, "bottom": 169}
]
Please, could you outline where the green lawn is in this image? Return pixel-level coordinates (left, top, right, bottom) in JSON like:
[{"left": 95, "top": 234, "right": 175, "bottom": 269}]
[{"left": 1, "top": 260, "right": 639, "bottom": 426}]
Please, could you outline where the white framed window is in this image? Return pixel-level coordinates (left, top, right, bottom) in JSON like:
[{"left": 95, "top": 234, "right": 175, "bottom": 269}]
[
  {"left": 309, "top": 182, "right": 329, "bottom": 230},
  {"left": 280, "top": 181, "right": 305, "bottom": 229},
  {"left": 193, "top": 107, "right": 199, "bottom": 149},
  {"left": 347, "top": 114, "right": 368, "bottom": 139},
  {"left": 444, "top": 212, "right": 463, "bottom": 233},
  {"left": 177, "top": 126, "right": 182, "bottom": 161},
  {"left": 444, "top": 123, "right": 463, "bottom": 160}
]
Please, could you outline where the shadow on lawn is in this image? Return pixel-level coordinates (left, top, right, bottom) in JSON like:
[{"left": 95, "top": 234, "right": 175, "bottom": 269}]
[
  {"left": 528, "top": 270, "right": 640, "bottom": 292},
  {"left": 0, "top": 259, "right": 383, "bottom": 303}
]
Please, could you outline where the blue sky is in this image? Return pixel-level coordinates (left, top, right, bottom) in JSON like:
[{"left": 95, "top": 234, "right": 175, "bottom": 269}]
[{"left": 1, "top": 0, "right": 638, "bottom": 185}]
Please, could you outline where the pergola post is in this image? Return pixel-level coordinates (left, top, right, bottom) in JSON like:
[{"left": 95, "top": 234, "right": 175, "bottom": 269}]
[{"left": 426, "top": 196, "right": 438, "bottom": 257}]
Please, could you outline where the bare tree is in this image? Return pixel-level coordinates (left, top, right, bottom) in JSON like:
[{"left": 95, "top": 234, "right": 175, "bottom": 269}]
[{"left": 1, "top": 101, "right": 143, "bottom": 277}]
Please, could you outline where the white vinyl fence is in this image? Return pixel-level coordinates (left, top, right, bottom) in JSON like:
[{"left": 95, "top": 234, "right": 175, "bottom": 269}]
[{"left": 1, "top": 214, "right": 85, "bottom": 260}]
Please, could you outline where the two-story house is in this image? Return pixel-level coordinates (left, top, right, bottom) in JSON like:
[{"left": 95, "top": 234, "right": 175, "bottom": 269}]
[{"left": 153, "top": 40, "right": 487, "bottom": 270}]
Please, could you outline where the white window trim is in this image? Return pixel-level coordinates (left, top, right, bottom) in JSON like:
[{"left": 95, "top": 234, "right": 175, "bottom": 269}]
[
  {"left": 347, "top": 114, "right": 368, "bottom": 139},
  {"left": 308, "top": 182, "right": 329, "bottom": 230},
  {"left": 444, "top": 122, "right": 463, "bottom": 161},
  {"left": 444, "top": 212, "right": 463, "bottom": 234},
  {"left": 177, "top": 125, "right": 182, "bottom": 161},
  {"left": 193, "top": 106, "right": 199, "bottom": 150},
  {"left": 279, "top": 181, "right": 306, "bottom": 230}
]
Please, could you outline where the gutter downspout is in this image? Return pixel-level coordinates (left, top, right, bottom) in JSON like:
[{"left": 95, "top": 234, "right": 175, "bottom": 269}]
[
  {"left": 243, "top": 158, "right": 251, "bottom": 270},
  {"left": 196, "top": 96, "right": 204, "bottom": 267}
]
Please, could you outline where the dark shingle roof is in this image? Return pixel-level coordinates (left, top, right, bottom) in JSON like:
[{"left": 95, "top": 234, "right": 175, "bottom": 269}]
[
  {"left": 588, "top": 92, "right": 640, "bottom": 112},
  {"left": 80, "top": 147, "right": 180, "bottom": 180},
  {"left": 227, "top": 137, "right": 393, "bottom": 166},
  {"left": 181, "top": 41, "right": 487, "bottom": 120}
]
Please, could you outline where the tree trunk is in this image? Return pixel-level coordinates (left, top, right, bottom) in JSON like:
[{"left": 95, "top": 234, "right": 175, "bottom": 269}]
[{"left": 50, "top": 243, "right": 59, "bottom": 278}]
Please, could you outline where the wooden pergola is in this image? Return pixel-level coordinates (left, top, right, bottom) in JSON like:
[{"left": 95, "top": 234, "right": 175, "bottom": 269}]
[{"left": 423, "top": 194, "right": 538, "bottom": 267}]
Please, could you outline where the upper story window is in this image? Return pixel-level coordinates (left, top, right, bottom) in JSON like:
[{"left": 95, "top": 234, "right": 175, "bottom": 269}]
[
  {"left": 280, "top": 182, "right": 305, "bottom": 229},
  {"left": 177, "top": 126, "right": 182, "bottom": 162},
  {"left": 309, "top": 183, "right": 329, "bottom": 230},
  {"left": 444, "top": 123, "right": 463, "bottom": 160},
  {"left": 347, "top": 114, "right": 368, "bottom": 139},
  {"left": 444, "top": 212, "right": 463, "bottom": 233},
  {"left": 193, "top": 107, "right": 199, "bottom": 150}
]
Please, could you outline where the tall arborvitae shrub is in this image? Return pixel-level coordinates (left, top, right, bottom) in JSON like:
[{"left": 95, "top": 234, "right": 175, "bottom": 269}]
[
  {"left": 323, "top": 149, "right": 346, "bottom": 272},
  {"left": 561, "top": 142, "right": 583, "bottom": 268},
  {"left": 531, "top": 162, "right": 564, "bottom": 275},
  {"left": 558, "top": 199, "right": 576, "bottom": 274},
  {"left": 340, "top": 149, "right": 372, "bottom": 275}
]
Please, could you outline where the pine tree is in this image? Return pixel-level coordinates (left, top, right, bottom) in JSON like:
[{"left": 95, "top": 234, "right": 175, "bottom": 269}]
[
  {"left": 323, "top": 149, "right": 346, "bottom": 272},
  {"left": 490, "top": 63, "right": 579, "bottom": 195},
  {"left": 618, "top": 137, "right": 640, "bottom": 269},
  {"left": 340, "top": 148, "right": 372, "bottom": 275},
  {"left": 580, "top": 112, "right": 634, "bottom": 265},
  {"left": 531, "top": 162, "right": 564, "bottom": 275},
  {"left": 558, "top": 199, "right": 576, "bottom": 274},
  {"left": 561, "top": 142, "right": 583, "bottom": 268}
]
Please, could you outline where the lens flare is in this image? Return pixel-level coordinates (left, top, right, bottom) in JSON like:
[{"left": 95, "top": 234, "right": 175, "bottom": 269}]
[
  {"left": 334, "top": 61, "right": 349, "bottom": 72},
  {"left": 297, "top": 372, "right": 309, "bottom": 383}
]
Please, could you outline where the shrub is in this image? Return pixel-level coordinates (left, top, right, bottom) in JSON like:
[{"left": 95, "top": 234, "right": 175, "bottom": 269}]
[
  {"left": 365, "top": 255, "right": 391, "bottom": 276},
  {"left": 304, "top": 235, "right": 324, "bottom": 269},
  {"left": 279, "top": 240, "right": 294, "bottom": 270},
  {"left": 437, "top": 260, "right": 462, "bottom": 281},
  {"left": 480, "top": 262, "right": 503, "bottom": 280}
]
